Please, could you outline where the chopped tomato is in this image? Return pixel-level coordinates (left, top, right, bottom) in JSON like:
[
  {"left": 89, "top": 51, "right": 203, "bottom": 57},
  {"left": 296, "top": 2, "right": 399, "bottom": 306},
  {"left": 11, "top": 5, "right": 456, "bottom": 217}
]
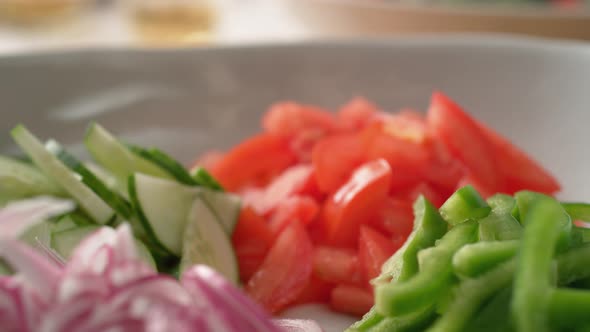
[
  {"left": 427, "top": 92, "right": 503, "bottom": 193},
  {"left": 268, "top": 196, "right": 319, "bottom": 235},
  {"left": 263, "top": 102, "right": 338, "bottom": 136},
  {"left": 457, "top": 174, "right": 496, "bottom": 199},
  {"left": 396, "top": 182, "right": 447, "bottom": 208},
  {"left": 312, "top": 134, "right": 366, "bottom": 194},
  {"left": 330, "top": 285, "right": 375, "bottom": 317},
  {"left": 291, "top": 276, "right": 333, "bottom": 306},
  {"left": 322, "top": 159, "right": 392, "bottom": 247},
  {"left": 474, "top": 120, "right": 560, "bottom": 195},
  {"left": 361, "top": 122, "right": 431, "bottom": 172},
  {"left": 359, "top": 225, "right": 400, "bottom": 283},
  {"left": 245, "top": 222, "right": 313, "bottom": 313},
  {"left": 210, "top": 133, "right": 296, "bottom": 191},
  {"left": 232, "top": 207, "right": 274, "bottom": 281},
  {"left": 368, "top": 198, "right": 414, "bottom": 239},
  {"left": 338, "top": 97, "right": 379, "bottom": 130},
  {"left": 242, "top": 165, "right": 315, "bottom": 215},
  {"left": 312, "top": 246, "right": 361, "bottom": 284},
  {"left": 197, "top": 94, "right": 560, "bottom": 316}
]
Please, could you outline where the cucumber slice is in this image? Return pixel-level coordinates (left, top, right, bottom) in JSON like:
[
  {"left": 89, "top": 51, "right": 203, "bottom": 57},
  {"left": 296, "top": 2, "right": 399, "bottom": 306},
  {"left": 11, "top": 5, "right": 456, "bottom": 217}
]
[
  {"left": 180, "top": 198, "right": 239, "bottom": 284},
  {"left": 0, "top": 155, "right": 65, "bottom": 203},
  {"left": 46, "top": 140, "right": 133, "bottom": 219},
  {"left": 127, "top": 145, "right": 197, "bottom": 186},
  {"left": 52, "top": 212, "right": 93, "bottom": 233},
  {"left": 200, "top": 188, "right": 241, "bottom": 235},
  {"left": 52, "top": 225, "right": 101, "bottom": 259},
  {"left": 190, "top": 166, "right": 224, "bottom": 191},
  {"left": 85, "top": 162, "right": 128, "bottom": 199},
  {"left": 21, "top": 221, "right": 52, "bottom": 248},
  {"left": 128, "top": 173, "right": 199, "bottom": 256},
  {"left": 84, "top": 123, "right": 173, "bottom": 184},
  {"left": 11, "top": 126, "right": 115, "bottom": 224}
]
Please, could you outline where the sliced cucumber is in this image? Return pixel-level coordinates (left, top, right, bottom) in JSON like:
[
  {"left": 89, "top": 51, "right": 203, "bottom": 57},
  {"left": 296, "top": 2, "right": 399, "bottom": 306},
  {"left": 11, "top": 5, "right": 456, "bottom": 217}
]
[
  {"left": 135, "top": 239, "right": 157, "bottom": 270},
  {"left": 0, "top": 155, "right": 65, "bottom": 203},
  {"left": 190, "top": 166, "right": 224, "bottom": 191},
  {"left": 85, "top": 162, "right": 128, "bottom": 199},
  {"left": 52, "top": 225, "right": 101, "bottom": 259},
  {"left": 52, "top": 212, "right": 93, "bottom": 233},
  {"left": 84, "top": 123, "right": 174, "bottom": 184},
  {"left": 46, "top": 140, "right": 133, "bottom": 219},
  {"left": 11, "top": 126, "right": 114, "bottom": 224},
  {"left": 128, "top": 173, "right": 199, "bottom": 256},
  {"left": 21, "top": 221, "right": 52, "bottom": 248},
  {"left": 127, "top": 145, "right": 197, "bottom": 186},
  {"left": 180, "top": 197, "right": 239, "bottom": 284},
  {"left": 200, "top": 188, "right": 241, "bottom": 235}
]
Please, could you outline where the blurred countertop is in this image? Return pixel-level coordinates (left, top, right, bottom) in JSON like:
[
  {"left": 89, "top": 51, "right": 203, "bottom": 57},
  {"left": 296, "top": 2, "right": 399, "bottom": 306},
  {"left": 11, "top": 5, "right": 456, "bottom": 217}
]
[{"left": 0, "top": 0, "right": 313, "bottom": 54}]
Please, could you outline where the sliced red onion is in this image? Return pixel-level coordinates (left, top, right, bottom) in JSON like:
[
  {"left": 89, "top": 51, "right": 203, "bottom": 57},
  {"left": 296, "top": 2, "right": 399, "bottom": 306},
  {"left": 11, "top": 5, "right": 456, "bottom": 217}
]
[
  {"left": 0, "top": 239, "right": 61, "bottom": 301},
  {"left": 273, "top": 319, "right": 324, "bottom": 332},
  {"left": 0, "top": 197, "right": 74, "bottom": 238},
  {"left": 182, "top": 265, "right": 282, "bottom": 332},
  {"left": 0, "top": 203, "right": 325, "bottom": 332}
]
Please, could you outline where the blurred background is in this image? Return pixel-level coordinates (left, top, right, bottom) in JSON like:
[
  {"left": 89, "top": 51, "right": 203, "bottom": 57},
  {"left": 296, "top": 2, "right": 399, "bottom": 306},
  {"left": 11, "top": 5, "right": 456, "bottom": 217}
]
[{"left": 0, "top": 0, "right": 588, "bottom": 53}]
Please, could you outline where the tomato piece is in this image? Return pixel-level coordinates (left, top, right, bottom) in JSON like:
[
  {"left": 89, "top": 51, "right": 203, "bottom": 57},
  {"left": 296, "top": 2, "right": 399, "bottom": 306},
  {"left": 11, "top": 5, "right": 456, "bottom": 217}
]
[
  {"left": 361, "top": 122, "right": 431, "bottom": 172},
  {"left": 263, "top": 102, "right": 338, "bottom": 136},
  {"left": 330, "top": 284, "right": 374, "bottom": 317},
  {"left": 232, "top": 207, "right": 274, "bottom": 281},
  {"left": 396, "top": 182, "right": 447, "bottom": 208},
  {"left": 338, "top": 97, "right": 379, "bottom": 130},
  {"left": 421, "top": 140, "right": 466, "bottom": 192},
  {"left": 245, "top": 222, "right": 313, "bottom": 313},
  {"left": 242, "top": 164, "right": 315, "bottom": 215},
  {"left": 427, "top": 92, "right": 502, "bottom": 193},
  {"left": 368, "top": 198, "right": 414, "bottom": 239},
  {"left": 359, "top": 225, "right": 399, "bottom": 283},
  {"left": 210, "top": 133, "right": 296, "bottom": 191},
  {"left": 269, "top": 196, "right": 320, "bottom": 235},
  {"left": 312, "top": 133, "right": 366, "bottom": 194},
  {"left": 474, "top": 120, "right": 560, "bottom": 195},
  {"left": 322, "top": 159, "right": 393, "bottom": 247},
  {"left": 291, "top": 276, "right": 333, "bottom": 306},
  {"left": 312, "top": 246, "right": 361, "bottom": 284}
]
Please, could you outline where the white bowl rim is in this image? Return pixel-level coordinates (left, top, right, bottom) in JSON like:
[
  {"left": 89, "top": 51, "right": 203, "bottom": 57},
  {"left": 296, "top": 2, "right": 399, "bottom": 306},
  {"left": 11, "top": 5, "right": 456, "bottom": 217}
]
[{"left": 2, "top": 34, "right": 590, "bottom": 59}]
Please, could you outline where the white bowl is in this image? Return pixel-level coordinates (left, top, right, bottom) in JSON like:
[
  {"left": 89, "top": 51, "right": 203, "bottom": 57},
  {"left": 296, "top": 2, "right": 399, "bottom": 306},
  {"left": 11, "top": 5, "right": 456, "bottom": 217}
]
[{"left": 2, "top": 35, "right": 590, "bottom": 331}]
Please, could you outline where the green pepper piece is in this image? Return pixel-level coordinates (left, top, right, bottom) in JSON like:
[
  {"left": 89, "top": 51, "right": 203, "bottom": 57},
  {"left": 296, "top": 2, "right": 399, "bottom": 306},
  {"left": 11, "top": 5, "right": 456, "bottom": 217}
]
[
  {"left": 368, "top": 306, "right": 436, "bottom": 332},
  {"left": 515, "top": 191, "right": 572, "bottom": 252},
  {"left": 452, "top": 240, "right": 519, "bottom": 278},
  {"left": 374, "top": 196, "right": 447, "bottom": 285},
  {"left": 347, "top": 307, "right": 384, "bottom": 332},
  {"left": 375, "top": 220, "right": 478, "bottom": 316},
  {"left": 511, "top": 196, "right": 570, "bottom": 332},
  {"left": 427, "top": 259, "right": 516, "bottom": 332},
  {"left": 562, "top": 202, "right": 590, "bottom": 222},
  {"left": 478, "top": 194, "right": 522, "bottom": 241},
  {"left": 478, "top": 213, "right": 522, "bottom": 241},
  {"left": 439, "top": 185, "right": 491, "bottom": 226},
  {"left": 548, "top": 288, "right": 590, "bottom": 329},
  {"left": 486, "top": 194, "right": 516, "bottom": 215},
  {"left": 464, "top": 287, "right": 514, "bottom": 332},
  {"left": 556, "top": 243, "right": 590, "bottom": 286}
]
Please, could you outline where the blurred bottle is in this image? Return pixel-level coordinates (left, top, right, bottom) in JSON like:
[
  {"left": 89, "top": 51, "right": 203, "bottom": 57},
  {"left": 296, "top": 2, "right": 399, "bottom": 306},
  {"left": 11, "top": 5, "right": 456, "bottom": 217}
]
[
  {"left": 0, "top": 0, "right": 85, "bottom": 26},
  {"left": 127, "top": 0, "right": 219, "bottom": 45}
]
